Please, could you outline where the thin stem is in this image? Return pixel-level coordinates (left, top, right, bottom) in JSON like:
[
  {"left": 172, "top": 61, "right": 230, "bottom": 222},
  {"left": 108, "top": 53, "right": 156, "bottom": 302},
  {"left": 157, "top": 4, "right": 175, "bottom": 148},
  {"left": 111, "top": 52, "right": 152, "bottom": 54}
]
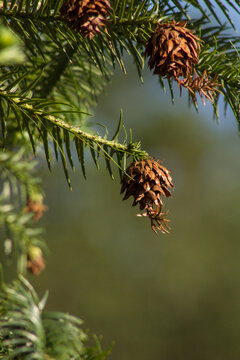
[{"left": 0, "top": 92, "right": 149, "bottom": 159}]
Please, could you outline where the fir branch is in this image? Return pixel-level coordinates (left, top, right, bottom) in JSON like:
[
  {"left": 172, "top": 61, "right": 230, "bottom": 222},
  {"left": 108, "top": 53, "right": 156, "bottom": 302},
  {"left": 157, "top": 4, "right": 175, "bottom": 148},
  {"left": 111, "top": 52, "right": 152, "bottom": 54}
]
[
  {"left": 143, "top": 19, "right": 240, "bottom": 121},
  {"left": 45, "top": 46, "right": 113, "bottom": 116},
  {"left": 1, "top": 0, "right": 239, "bottom": 86},
  {"left": 155, "top": 0, "right": 240, "bottom": 28},
  {"left": 0, "top": 276, "right": 110, "bottom": 360},
  {"left": 0, "top": 148, "right": 46, "bottom": 275},
  {"left": 34, "top": 43, "right": 77, "bottom": 99},
  {"left": 197, "top": 40, "right": 240, "bottom": 121},
  {"left": 0, "top": 91, "right": 149, "bottom": 184},
  {"left": 186, "top": 21, "right": 240, "bottom": 120},
  {"left": 1, "top": 1, "right": 240, "bottom": 136}
]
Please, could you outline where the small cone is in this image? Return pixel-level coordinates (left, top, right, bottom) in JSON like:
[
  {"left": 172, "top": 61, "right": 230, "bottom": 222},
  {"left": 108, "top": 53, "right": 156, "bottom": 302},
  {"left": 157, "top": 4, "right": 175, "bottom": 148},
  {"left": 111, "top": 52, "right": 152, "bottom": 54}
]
[
  {"left": 145, "top": 20, "right": 201, "bottom": 83},
  {"left": 121, "top": 159, "right": 174, "bottom": 233},
  {"left": 25, "top": 194, "right": 48, "bottom": 221},
  {"left": 60, "top": 0, "right": 112, "bottom": 39},
  {"left": 27, "top": 246, "right": 45, "bottom": 275}
]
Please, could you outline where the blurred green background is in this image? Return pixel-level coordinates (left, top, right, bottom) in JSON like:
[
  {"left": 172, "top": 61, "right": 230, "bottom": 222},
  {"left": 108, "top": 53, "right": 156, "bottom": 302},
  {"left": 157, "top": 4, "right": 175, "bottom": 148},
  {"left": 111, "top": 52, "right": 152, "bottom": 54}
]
[{"left": 32, "top": 63, "right": 240, "bottom": 360}]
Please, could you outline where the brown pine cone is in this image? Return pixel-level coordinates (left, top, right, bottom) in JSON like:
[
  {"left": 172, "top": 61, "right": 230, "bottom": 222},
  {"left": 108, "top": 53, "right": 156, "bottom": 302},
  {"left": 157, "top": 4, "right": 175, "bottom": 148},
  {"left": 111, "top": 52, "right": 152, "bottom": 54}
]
[
  {"left": 121, "top": 159, "right": 174, "bottom": 233},
  {"left": 145, "top": 20, "right": 201, "bottom": 83},
  {"left": 60, "top": 0, "right": 112, "bottom": 39}
]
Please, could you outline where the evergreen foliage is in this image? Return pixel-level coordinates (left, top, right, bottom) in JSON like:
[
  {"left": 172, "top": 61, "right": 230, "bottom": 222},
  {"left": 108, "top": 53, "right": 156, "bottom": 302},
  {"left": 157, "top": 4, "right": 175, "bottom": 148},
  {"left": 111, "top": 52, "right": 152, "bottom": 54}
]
[
  {"left": 0, "top": 274, "right": 110, "bottom": 359},
  {"left": 0, "top": 148, "right": 44, "bottom": 274},
  {"left": 0, "top": 0, "right": 240, "bottom": 358}
]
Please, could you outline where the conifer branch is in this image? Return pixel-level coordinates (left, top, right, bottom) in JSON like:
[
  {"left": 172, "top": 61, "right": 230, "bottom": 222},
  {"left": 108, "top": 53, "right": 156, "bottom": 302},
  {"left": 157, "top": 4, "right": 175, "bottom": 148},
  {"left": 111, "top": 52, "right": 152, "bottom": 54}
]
[
  {"left": 0, "top": 90, "right": 149, "bottom": 184},
  {"left": 35, "top": 43, "right": 77, "bottom": 99},
  {"left": 1, "top": 0, "right": 240, "bottom": 358},
  {"left": 0, "top": 90, "right": 147, "bottom": 156},
  {"left": 0, "top": 148, "right": 46, "bottom": 275},
  {"left": 0, "top": 275, "right": 111, "bottom": 359}
]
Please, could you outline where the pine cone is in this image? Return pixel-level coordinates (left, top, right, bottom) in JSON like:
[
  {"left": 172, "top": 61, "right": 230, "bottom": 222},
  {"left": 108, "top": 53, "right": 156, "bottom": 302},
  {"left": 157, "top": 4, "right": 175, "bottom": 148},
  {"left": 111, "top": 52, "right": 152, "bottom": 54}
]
[
  {"left": 27, "top": 246, "right": 45, "bottom": 275},
  {"left": 145, "top": 20, "right": 201, "bottom": 83},
  {"left": 121, "top": 159, "right": 174, "bottom": 233},
  {"left": 60, "top": 0, "right": 112, "bottom": 39},
  {"left": 25, "top": 194, "right": 48, "bottom": 221}
]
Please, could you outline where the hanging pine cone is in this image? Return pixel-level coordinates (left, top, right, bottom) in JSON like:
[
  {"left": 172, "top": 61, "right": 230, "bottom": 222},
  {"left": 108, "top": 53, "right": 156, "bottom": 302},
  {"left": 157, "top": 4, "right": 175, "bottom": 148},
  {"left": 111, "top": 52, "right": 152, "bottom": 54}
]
[
  {"left": 60, "top": 0, "right": 112, "bottom": 39},
  {"left": 26, "top": 246, "right": 45, "bottom": 275},
  {"left": 25, "top": 194, "right": 48, "bottom": 221},
  {"left": 145, "top": 20, "right": 201, "bottom": 83},
  {"left": 121, "top": 159, "right": 174, "bottom": 234}
]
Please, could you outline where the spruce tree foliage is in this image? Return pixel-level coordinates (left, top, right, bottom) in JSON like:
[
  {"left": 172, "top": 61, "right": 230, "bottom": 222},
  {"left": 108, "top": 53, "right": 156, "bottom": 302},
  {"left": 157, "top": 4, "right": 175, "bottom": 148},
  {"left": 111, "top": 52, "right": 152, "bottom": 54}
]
[{"left": 0, "top": 0, "right": 240, "bottom": 358}]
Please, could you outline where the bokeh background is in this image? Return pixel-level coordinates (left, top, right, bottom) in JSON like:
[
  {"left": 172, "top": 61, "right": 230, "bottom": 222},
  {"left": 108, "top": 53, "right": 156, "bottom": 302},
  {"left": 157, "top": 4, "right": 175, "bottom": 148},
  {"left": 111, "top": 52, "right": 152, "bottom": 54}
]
[{"left": 26, "top": 58, "right": 240, "bottom": 360}]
